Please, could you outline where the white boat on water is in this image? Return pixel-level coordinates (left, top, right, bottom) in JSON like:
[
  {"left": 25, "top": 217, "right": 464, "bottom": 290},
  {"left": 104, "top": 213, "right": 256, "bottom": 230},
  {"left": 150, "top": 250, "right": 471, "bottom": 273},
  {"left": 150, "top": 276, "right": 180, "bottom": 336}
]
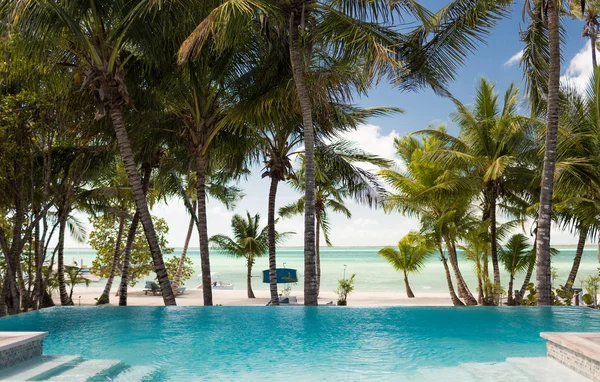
[{"left": 196, "top": 272, "right": 234, "bottom": 290}]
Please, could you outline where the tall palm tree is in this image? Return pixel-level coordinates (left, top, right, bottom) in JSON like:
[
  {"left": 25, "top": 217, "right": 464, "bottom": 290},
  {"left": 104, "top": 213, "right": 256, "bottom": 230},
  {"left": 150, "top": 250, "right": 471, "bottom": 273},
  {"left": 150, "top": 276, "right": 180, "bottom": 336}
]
[
  {"left": 378, "top": 232, "right": 435, "bottom": 298},
  {"left": 11, "top": 0, "right": 177, "bottom": 305},
  {"left": 419, "top": 79, "right": 536, "bottom": 297},
  {"left": 570, "top": 0, "right": 600, "bottom": 67},
  {"left": 179, "top": 0, "right": 514, "bottom": 305},
  {"left": 499, "top": 234, "right": 531, "bottom": 305},
  {"left": 522, "top": 0, "right": 562, "bottom": 306},
  {"left": 210, "top": 212, "right": 292, "bottom": 298}
]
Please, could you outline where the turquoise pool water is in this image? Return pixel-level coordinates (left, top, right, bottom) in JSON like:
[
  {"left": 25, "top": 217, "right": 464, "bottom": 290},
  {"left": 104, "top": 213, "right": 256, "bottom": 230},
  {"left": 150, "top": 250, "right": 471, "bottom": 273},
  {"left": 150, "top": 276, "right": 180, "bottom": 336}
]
[{"left": 1, "top": 307, "right": 599, "bottom": 380}]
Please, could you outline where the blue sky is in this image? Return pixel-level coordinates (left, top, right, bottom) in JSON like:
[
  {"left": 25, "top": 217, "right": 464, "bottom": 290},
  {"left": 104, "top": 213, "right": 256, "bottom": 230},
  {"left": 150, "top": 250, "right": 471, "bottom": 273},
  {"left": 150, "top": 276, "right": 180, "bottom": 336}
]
[{"left": 67, "top": 2, "right": 597, "bottom": 249}]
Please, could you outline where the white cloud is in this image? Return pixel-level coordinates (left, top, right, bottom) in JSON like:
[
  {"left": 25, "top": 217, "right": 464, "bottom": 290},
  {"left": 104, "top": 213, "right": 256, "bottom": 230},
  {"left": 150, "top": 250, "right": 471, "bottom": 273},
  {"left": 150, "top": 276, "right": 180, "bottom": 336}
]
[
  {"left": 335, "top": 124, "right": 400, "bottom": 170},
  {"left": 504, "top": 50, "right": 523, "bottom": 67},
  {"left": 353, "top": 218, "right": 378, "bottom": 226},
  {"left": 561, "top": 43, "right": 599, "bottom": 92}
]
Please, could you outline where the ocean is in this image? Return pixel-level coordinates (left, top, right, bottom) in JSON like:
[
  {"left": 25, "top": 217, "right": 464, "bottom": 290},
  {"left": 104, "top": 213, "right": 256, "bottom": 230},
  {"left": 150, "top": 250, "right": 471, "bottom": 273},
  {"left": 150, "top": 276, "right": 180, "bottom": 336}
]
[{"left": 64, "top": 246, "right": 600, "bottom": 294}]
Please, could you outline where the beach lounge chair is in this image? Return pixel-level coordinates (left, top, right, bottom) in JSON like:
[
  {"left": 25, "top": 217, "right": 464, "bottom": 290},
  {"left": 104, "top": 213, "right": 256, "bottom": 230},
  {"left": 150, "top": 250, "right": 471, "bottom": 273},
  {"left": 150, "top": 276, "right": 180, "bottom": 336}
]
[{"left": 143, "top": 281, "right": 161, "bottom": 296}]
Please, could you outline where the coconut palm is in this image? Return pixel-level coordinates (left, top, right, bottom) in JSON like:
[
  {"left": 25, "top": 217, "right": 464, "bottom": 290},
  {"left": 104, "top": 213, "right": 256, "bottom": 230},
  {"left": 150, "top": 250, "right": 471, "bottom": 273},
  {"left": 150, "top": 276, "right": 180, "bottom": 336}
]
[
  {"left": 418, "top": 79, "right": 536, "bottom": 298},
  {"left": 179, "top": 0, "right": 514, "bottom": 305},
  {"left": 522, "top": 0, "right": 562, "bottom": 305},
  {"left": 10, "top": 0, "right": 178, "bottom": 305},
  {"left": 381, "top": 130, "right": 480, "bottom": 306},
  {"left": 210, "top": 212, "right": 292, "bottom": 298},
  {"left": 499, "top": 234, "right": 531, "bottom": 305},
  {"left": 379, "top": 232, "right": 435, "bottom": 298}
]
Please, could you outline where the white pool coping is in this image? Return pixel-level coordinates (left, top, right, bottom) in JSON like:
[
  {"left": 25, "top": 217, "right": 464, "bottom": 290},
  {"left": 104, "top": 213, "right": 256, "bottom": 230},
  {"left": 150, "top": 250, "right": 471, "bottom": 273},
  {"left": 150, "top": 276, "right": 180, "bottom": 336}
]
[{"left": 0, "top": 332, "right": 47, "bottom": 352}]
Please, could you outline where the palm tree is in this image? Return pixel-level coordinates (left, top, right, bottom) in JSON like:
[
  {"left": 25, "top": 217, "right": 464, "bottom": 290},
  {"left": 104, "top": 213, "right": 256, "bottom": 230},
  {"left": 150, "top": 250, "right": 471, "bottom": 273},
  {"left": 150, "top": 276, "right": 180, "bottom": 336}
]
[
  {"left": 11, "top": 0, "right": 177, "bottom": 305},
  {"left": 210, "top": 212, "right": 292, "bottom": 298},
  {"left": 179, "top": 0, "right": 514, "bottom": 305},
  {"left": 280, "top": 141, "right": 390, "bottom": 297},
  {"left": 522, "top": 0, "right": 562, "bottom": 306},
  {"left": 378, "top": 232, "right": 435, "bottom": 298},
  {"left": 419, "top": 79, "right": 536, "bottom": 297},
  {"left": 570, "top": 0, "right": 600, "bottom": 67},
  {"left": 381, "top": 130, "right": 480, "bottom": 306},
  {"left": 499, "top": 234, "right": 531, "bottom": 305}
]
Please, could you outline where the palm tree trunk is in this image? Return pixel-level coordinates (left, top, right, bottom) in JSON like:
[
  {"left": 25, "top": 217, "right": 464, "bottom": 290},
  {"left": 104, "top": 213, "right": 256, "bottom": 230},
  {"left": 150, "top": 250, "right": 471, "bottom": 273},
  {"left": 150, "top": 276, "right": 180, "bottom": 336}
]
[
  {"left": 445, "top": 237, "right": 477, "bottom": 305},
  {"left": 172, "top": 201, "right": 196, "bottom": 297},
  {"left": 57, "top": 208, "right": 73, "bottom": 306},
  {"left": 118, "top": 211, "right": 140, "bottom": 306},
  {"left": 109, "top": 106, "right": 176, "bottom": 306},
  {"left": 477, "top": 272, "right": 484, "bottom": 304},
  {"left": 489, "top": 193, "right": 501, "bottom": 296},
  {"left": 97, "top": 215, "right": 125, "bottom": 305},
  {"left": 404, "top": 271, "right": 415, "bottom": 298},
  {"left": 536, "top": 0, "right": 560, "bottom": 306},
  {"left": 520, "top": 259, "right": 535, "bottom": 301},
  {"left": 247, "top": 257, "right": 255, "bottom": 299},
  {"left": 289, "top": 13, "right": 317, "bottom": 306},
  {"left": 565, "top": 226, "right": 588, "bottom": 292},
  {"left": 440, "top": 252, "right": 464, "bottom": 306},
  {"left": 316, "top": 212, "right": 321, "bottom": 298},
  {"left": 507, "top": 274, "right": 515, "bottom": 306},
  {"left": 196, "top": 153, "right": 213, "bottom": 306},
  {"left": 267, "top": 177, "right": 279, "bottom": 305},
  {"left": 118, "top": 164, "right": 151, "bottom": 306},
  {"left": 592, "top": 33, "right": 597, "bottom": 68}
]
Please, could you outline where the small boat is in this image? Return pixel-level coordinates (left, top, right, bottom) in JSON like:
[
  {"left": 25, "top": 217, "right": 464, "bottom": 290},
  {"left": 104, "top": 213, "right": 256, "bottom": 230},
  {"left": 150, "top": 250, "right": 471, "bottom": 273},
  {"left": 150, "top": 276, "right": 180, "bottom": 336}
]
[{"left": 196, "top": 272, "right": 234, "bottom": 290}]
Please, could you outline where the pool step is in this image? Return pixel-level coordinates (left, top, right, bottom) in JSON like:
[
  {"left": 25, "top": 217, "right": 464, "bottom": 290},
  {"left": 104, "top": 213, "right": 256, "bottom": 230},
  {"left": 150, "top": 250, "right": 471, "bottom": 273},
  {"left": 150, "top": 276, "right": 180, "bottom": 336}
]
[
  {"left": 415, "top": 357, "right": 591, "bottom": 382},
  {"left": 506, "top": 357, "right": 590, "bottom": 382},
  {"left": 0, "top": 355, "right": 79, "bottom": 381},
  {"left": 47, "top": 359, "right": 121, "bottom": 381},
  {"left": 112, "top": 366, "right": 156, "bottom": 382}
]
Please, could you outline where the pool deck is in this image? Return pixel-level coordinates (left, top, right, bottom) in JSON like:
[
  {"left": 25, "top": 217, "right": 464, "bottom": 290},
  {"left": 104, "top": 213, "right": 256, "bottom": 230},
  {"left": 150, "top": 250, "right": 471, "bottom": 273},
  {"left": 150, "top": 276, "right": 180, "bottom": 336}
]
[{"left": 542, "top": 332, "right": 600, "bottom": 381}]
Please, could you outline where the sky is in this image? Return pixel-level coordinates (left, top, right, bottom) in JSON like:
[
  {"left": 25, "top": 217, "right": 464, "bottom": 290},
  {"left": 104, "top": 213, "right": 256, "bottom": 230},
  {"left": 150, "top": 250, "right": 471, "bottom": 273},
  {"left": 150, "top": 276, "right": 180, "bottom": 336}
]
[{"left": 66, "top": 2, "right": 598, "bottom": 249}]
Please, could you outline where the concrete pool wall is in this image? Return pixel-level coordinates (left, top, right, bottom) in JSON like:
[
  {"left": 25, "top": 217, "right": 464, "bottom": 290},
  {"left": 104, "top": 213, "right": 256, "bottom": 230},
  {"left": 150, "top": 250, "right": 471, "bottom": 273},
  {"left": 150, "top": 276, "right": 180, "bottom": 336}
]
[
  {"left": 0, "top": 332, "right": 47, "bottom": 369},
  {"left": 542, "top": 332, "right": 600, "bottom": 381}
]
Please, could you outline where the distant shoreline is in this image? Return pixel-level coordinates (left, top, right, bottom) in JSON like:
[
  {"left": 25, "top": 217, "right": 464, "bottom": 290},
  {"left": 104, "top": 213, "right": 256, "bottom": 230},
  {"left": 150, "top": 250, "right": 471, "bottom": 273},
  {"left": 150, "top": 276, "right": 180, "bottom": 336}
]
[{"left": 65, "top": 244, "right": 591, "bottom": 250}]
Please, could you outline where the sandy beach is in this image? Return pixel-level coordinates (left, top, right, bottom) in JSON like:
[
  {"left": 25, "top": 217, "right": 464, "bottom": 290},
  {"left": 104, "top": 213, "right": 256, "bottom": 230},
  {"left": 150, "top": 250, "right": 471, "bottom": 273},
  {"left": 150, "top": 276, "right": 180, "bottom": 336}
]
[{"left": 57, "top": 286, "right": 454, "bottom": 307}]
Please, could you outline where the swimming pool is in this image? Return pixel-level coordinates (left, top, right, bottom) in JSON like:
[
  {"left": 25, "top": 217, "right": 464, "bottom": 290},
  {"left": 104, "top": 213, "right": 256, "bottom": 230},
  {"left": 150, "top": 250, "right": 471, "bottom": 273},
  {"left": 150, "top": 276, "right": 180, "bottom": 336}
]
[{"left": 0, "top": 307, "right": 599, "bottom": 380}]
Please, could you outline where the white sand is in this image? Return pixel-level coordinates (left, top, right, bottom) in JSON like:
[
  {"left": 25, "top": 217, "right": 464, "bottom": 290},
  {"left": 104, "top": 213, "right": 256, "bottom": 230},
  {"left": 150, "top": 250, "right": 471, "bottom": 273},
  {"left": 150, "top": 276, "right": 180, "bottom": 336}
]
[{"left": 57, "top": 286, "right": 454, "bottom": 307}]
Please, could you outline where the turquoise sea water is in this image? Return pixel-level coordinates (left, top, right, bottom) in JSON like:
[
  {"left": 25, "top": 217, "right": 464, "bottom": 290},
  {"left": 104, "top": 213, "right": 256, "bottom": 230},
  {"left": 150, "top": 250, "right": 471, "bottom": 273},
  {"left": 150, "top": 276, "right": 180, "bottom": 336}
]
[
  {"left": 66, "top": 246, "right": 600, "bottom": 294},
  {"left": 0, "top": 307, "right": 599, "bottom": 380}
]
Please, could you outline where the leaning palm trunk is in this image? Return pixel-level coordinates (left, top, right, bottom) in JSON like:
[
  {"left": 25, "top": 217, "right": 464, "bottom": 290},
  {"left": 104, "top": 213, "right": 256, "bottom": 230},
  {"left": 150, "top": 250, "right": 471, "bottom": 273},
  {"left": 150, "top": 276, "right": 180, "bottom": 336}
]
[
  {"left": 403, "top": 270, "right": 415, "bottom": 298},
  {"left": 536, "top": 0, "right": 560, "bottom": 306},
  {"left": 118, "top": 211, "right": 140, "bottom": 306},
  {"left": 171, "top": 202, "right": 196, "bottom": 297},
  {"left": 445, "top": 239, "right": 477, "bottom": 305},
  {"left": 57, "top": 209, "right": 73, "bottom": 306},
  {"left": 565, "top": 226, "right": 588, "bottom": 292},
  {"left": 289, "top": 13, "right": 318, "bottom": 305},
  {"left": 267, "top": 177, "right": 280, "bottom": 305},
  {"left": 108, "top": 106, "right": 176, "bottom": 306},
  {"left": 440, "top": 251, "right": 464, "bottom": 306},
  {"left": 196, "top": 154, "right": 213, "bottom": 306},
  {"left": 97, "top": 215, "right": 125, "bottom": 305},
  {"left": 118, "top": 164, "right": 151, "bottom": 306}
]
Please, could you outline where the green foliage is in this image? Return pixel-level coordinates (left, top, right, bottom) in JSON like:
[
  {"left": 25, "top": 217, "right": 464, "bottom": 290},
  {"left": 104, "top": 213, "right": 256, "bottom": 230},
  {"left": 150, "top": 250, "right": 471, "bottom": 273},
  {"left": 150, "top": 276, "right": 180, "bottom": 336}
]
[
  {"left": 582, "top": 275, "right": 600, "bottom": 306},
  {"left": 378, "top": 232, "right": 435, "bottom": 274},
  {"left": 583, "top": 293, "right": 595, "bottom": 306},
  {"left": 89, "top": 213, "right": 173, "bottom": 286},
  {"left": 336, "top": 274, "right": 356, "bottom": 302},
  {"left": 164, "top": 255, "right": 194, "bottom": 284}
]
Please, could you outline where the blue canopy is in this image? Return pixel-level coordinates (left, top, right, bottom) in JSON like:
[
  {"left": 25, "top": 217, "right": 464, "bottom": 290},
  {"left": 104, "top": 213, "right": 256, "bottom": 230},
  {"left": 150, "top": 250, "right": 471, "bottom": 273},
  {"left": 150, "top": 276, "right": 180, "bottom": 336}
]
[{"left": 262, "top": 268, "right": 298, "bottom": 284}]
